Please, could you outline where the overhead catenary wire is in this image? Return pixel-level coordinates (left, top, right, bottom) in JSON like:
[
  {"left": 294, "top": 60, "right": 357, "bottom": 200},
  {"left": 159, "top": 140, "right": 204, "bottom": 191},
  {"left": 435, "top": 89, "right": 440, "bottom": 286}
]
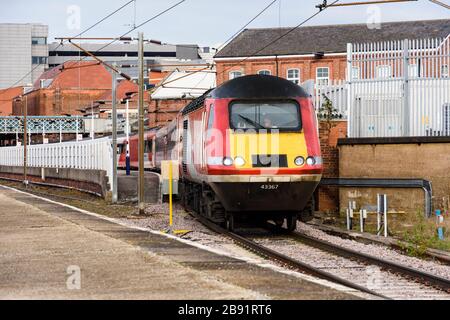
[{"left": 218, "top": 0, "right": 341, "bottom": 78}]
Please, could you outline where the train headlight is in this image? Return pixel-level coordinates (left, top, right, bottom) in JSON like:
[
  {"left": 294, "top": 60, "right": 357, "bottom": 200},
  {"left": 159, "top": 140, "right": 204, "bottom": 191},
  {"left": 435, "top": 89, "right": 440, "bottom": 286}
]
[
  {"left": 306, "top": 156, "right": 316, "bottom": 166},
  {"left": 234, "top": 157, "right": 245, "bottom": 167},
  {"left": 223, "top": 157, "right": 233, "bottom": 166},
  {"left": 294, "top": 156, "right": 305, "bottom": 166}
]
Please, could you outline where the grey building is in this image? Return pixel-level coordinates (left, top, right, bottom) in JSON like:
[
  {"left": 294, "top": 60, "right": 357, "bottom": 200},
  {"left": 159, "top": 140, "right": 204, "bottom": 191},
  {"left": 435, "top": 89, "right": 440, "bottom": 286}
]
[
  {"left": 0, "top": 23, "right": 48, "bottom": 89},
  {"left": 48, "top": 42, "right": 202, "bottom": 67}
]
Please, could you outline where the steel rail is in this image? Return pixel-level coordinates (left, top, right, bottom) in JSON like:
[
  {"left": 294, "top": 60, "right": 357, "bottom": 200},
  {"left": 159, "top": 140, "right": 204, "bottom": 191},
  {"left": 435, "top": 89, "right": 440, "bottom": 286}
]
[
  {"left": 190, "top": 212, "right": 388, "bottom": 299},
  {"left": 287, "top": 229, "right": 450, "bottom": 293}
]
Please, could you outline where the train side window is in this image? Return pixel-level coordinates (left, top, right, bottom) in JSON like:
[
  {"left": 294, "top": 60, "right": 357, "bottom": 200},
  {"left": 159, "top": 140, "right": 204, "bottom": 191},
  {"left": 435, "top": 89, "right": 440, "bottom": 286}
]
[
  {"left": 207, "top": 105, "right": 214, "bottom": 129},
  {"left": 206, "top": 105, "right": 214, "bottom": 140}
]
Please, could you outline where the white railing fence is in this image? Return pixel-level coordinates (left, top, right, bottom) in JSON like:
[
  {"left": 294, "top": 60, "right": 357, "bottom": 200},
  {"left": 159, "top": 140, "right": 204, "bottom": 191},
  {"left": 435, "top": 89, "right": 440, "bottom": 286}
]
[
  {"left": 347, "top": 37, "right": 450, "bottom": 137},
  {"left": 0, "top": 138, "right": 113, "bottom": 190},
  {"left": 313, "top": 79, "right": 348, "bottom": 119}
]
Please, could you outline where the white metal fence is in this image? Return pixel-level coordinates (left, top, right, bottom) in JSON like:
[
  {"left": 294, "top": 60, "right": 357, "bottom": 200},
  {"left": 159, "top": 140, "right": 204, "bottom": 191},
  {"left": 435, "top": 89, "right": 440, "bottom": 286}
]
[
  {"left": 347, "top": 37, "right": 450, "bottom": 137},
  {"left": 0, "top": 138, "right": 113, "bottom": 189},
  {"left": 313, "top": 79, "right": 348, "bottom": 118}
]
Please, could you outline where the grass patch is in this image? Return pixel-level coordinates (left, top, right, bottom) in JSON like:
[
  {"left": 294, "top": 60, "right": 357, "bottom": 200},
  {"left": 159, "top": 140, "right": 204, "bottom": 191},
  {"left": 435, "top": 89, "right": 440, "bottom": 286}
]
[{"left": 400, "top": 211, "right": 450, "bottom": 256}]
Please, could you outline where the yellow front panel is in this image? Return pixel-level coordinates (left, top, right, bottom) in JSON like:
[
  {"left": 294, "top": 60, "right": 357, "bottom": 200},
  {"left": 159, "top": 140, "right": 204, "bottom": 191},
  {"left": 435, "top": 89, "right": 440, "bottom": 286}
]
[{"left": 228, "top": 130, "right": 308, "bottom": 169}]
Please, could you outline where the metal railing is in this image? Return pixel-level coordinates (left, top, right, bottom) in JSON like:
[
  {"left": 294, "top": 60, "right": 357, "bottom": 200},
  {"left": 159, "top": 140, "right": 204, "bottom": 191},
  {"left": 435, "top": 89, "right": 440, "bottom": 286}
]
[
  {"left": 0, "top": 138, "right": 113, "bottom": 190},
  {"left": 347, "top": 37, "right": 450, "bottom": 137},
  {"left": 313, "top": 79, "right": 348, "bottom": 119},
  {"left": 0, "top": 116, "right": 83, "bottom": 134}
]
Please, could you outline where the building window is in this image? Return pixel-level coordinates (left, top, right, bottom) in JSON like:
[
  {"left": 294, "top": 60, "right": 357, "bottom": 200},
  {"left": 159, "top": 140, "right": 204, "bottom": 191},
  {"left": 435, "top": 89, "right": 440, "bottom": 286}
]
[
  {"left": 287, "top": 68, "right": 300, "bottom": 84},
  {"left": 442, "top": 65, "right": 449, "bottom": 78},
  {"left": 409, "top": 64, "right": 418, "bottom": 78},
  {"left": 32, "top": 37, "right": 47, "bottom": 45},
  {"left": 316, "top": 67, "right": 329, "bottom": 85},
  {"left": 229, "top": 71, "right": 243, "bottom": 80},
  {"left": 377, "top": 65, "right": 392, "bottom": 78},
  {"left": 351, "top": 67, "right": 359, "bottom": 80},
  {"left": 258, "top": 70, "right": 271, "bottom": 76},
  {"left": 32, "top": 56, "right": 48, "bottom": 65}
]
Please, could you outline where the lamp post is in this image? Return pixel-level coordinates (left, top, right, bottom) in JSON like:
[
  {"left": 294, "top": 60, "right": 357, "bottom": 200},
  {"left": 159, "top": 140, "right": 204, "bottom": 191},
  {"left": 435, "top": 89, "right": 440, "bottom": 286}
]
[
  {"left": 23, "top": 95, "right": 28, "bottom": 187},
  {"left": 112, "top": 63, "right": 118, "bottom": 203}
]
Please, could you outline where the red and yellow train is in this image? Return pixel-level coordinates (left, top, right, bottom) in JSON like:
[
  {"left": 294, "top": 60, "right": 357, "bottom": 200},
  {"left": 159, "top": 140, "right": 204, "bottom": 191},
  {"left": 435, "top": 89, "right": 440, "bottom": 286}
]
[{"left": 119, "top": 75, "right": 323, "bottom": 230}]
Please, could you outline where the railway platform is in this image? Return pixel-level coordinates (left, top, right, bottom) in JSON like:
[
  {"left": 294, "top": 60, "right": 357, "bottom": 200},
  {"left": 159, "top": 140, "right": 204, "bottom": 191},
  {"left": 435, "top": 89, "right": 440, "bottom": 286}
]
[{"left": 0, "top": 186, "right": 360, "bottom": 300}]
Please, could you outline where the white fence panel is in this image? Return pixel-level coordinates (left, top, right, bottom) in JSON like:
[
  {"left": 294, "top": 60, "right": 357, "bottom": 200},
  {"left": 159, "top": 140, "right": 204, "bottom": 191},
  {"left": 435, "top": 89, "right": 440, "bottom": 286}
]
[
  {"left": 347, "top": 37, "right": 450, "bottom": 137},
  {"left": 0, "top": 138, "right": 113, "bottom": 190}
]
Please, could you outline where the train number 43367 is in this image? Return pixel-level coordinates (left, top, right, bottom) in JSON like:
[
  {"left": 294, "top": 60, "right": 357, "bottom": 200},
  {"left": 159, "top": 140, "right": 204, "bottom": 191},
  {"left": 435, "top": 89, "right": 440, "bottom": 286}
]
[{"left": 260, "top": 184, "right": 279, "bottom": 190}]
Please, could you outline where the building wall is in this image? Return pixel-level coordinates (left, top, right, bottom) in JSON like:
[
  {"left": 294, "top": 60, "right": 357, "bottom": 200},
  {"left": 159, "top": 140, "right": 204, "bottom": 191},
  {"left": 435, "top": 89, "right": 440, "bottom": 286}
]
[
  {"left": 0, "top": 24, "right": 48, "bottom": 89},
  {"left": 215, "top": 55, "right": 347, "bottom": 85},
  {"left": 12, "top": 88, "right": 110, "bottom": 116},
  {"left": 148, "top": 98, "right": 192, "bottom": 128},
  {"left": 316, "top": 121, "right": 347, "bottom": 212},
  {"left": 339, "top": 141, "right": 450, "bottom": 213}
]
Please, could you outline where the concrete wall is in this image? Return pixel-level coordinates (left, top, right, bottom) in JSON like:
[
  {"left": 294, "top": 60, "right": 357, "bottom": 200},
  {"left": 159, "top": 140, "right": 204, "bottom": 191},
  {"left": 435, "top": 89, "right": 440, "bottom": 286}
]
[
  {"left": 338, "top": 138, "right": 450, "bottom": 214},
  {"left": 0, "top": 165, "right": 109, "bottom": 196}
]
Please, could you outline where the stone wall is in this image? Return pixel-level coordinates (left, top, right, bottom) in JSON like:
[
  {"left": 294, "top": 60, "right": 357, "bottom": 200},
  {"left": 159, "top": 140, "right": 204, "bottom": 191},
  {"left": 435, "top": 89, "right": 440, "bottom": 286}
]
[{"left": 338, "top": 137, "right": 450, "bottom": 214}]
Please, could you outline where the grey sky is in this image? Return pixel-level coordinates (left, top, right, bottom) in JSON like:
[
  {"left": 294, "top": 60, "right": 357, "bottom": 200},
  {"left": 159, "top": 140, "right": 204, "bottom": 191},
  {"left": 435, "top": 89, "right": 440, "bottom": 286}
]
[{"left": 1, "top": 0, "right": 449, "bottom": 47}]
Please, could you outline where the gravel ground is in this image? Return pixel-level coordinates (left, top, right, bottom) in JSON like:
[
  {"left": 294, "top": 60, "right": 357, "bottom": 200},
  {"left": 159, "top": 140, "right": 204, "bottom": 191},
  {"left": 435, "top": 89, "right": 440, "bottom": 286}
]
[
  {"left": 117, "top": 203, "right": 450, "bottom": 299},
  {"left": 295, "top": 221, "right": 450, "bottom": 280},
  {"left": 255, "top": 237, "right": 450, "bottom": 300}
]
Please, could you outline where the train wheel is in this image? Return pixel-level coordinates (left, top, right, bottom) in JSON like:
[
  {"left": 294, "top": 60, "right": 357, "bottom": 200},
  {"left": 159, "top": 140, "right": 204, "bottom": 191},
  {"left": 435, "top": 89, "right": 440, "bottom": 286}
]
[{"left": 286, "top": 214, "right": 297, "bottom": 232}]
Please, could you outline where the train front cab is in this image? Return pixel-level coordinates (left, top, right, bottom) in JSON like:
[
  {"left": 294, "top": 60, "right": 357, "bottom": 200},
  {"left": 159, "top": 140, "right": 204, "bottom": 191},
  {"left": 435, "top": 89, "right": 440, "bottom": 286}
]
[{"left": 204, "top": 75, "right": 323, "bottom": 230}]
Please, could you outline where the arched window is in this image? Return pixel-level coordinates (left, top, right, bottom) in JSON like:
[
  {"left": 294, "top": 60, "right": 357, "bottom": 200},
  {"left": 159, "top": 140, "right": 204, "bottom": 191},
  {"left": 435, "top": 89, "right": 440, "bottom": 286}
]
[
  {"left": 287, "top": 68, "right": 300, "bottom": 84},
  {"left": 258, "top": 70, "right": 271, "bottom": 76}
]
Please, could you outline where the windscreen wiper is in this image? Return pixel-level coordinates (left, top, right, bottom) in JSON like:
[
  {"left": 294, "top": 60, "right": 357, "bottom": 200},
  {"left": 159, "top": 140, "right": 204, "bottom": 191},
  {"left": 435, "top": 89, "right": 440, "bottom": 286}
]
[{"left": 238, "top": 115, "right": 265, "bottom": 129}]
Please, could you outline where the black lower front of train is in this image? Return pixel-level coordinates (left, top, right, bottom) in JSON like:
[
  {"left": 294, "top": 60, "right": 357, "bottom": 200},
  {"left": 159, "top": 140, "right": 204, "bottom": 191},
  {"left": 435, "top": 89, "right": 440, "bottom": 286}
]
[{"left": 181, "top": 179, "right": 319, "bottom": 231}]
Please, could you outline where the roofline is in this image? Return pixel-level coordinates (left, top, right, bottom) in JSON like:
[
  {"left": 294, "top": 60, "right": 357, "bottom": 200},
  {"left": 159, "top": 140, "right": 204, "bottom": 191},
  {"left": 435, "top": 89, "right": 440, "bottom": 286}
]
[
  {"left": 214, "top": 52, "right": 347, "bottom": 61},
  {"left": 238, "top": 18, "right": 450, "bottom": 33}
]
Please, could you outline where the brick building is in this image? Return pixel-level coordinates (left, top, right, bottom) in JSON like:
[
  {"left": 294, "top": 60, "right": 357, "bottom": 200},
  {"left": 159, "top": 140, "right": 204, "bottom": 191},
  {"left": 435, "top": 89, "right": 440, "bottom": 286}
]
[
  {"left": 214, "top": 19, "right": 449, "bottom": 85},
  {"left": 0, "top": 87, "right": 23, "bottom": 116},
  {"left": 12, "top": 61, "right": 113, "bottom": 116}
]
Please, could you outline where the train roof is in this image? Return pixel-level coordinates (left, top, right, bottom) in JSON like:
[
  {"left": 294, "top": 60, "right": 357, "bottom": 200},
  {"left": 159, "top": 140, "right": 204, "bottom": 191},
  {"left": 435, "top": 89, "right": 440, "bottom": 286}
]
[
  {"left": 211, "top": 75, "right": 309, "bottom": 99},
  {"left": 181, "top": 75, "right": 309, "bottom": 115}
]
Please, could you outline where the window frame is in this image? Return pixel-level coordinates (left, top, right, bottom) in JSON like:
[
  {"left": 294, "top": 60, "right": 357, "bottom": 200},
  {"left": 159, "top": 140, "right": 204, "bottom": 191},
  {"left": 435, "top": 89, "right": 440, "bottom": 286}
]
[
  {"left": 257, "top": 69, "right": 271, "bottom": 76},
  {"left": 229, "top": 71, "right": 243, "bottom": 80},
  {"left": 31, "top": 37, "right": 47, "bottom": 45},
  {"left": 442, "top": 64, "right": 449, "bottom": 78},
  {"left": 228, "top": 99, "right": 302, "bottom": 133},
  {"left": 316, "top": 67, "right": 329, "bottom": 85},
  {"left": 376, "top": 65, "right": 392, "bottom": 79},
  {"left": 286, "top": 68, "right": 300, "bottom": 84}
]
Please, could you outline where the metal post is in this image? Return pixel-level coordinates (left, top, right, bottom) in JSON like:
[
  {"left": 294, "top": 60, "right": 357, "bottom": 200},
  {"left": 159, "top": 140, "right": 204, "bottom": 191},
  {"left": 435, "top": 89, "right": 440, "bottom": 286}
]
[
  {"left": 91, "top": 101, "right": 95, "bottom": 140},
  {"left": 383, "top": 194, "right": 388, "bottom": 237},
  {"left": 346, "top": 43, "right": 353, "bottom": 137},
  {"left": 75, "top": 115, "right": 79, "bottom": 141},
  {"left": 138, "top": 32, "right": 145, "bottom": 215},
  {"left": 112, "top": 63, "right": 118, "bottom": 204},
  {"left": 377, "top": 194, "right": 382, "bottom": 236},
  {"left": 23, "top": 96, "right": 28, "bottom": 187},
  {"left": 402, "top": 39, "right": 410, "bottom": 137},
  {"left": 360, "top": 209, "right": 364, "bottom": 233},
  {"left": 125, "top": 99, "right": 131, "bottom": 175}
]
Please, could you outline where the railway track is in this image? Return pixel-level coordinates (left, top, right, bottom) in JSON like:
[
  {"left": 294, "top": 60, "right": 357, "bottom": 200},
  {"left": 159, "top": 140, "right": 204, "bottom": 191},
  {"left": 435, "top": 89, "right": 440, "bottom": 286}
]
[{"left": 191, "top": 212, "right": 450, "bottom": 300}]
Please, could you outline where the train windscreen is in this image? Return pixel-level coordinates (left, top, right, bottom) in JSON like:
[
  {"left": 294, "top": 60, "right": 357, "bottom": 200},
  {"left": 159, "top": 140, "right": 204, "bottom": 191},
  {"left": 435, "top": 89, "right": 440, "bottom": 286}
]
[{"left": 229, "top": 101, "right": 301, "bottom": 131}]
